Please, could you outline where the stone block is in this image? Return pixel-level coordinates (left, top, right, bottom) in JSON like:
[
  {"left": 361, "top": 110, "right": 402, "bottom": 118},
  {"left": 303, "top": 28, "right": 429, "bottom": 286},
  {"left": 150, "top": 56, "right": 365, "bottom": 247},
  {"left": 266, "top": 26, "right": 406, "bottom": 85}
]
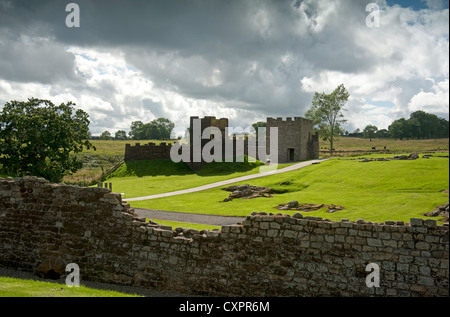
[
  {"left": 282, "top": 230, "right": 297, "bottom": 239},
  {"left": 267, "top": 229, "right": 279, "bottom": 238},
  {"left": 367, "top": 238, "right": 382, "bottom": 247},
  {"left": 410, "top": 218, "right": 423, "bottom": 227},
  {"left": 423, "top": 219, "right": 437, "bottom": 228}
]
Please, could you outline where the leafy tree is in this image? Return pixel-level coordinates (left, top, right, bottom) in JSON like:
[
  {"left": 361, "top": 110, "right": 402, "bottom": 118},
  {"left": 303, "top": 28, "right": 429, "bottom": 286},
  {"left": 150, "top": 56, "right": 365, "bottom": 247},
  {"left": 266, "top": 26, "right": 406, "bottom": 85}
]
[
  {"left": 0, "top": 98, "right": 95, "bottom": 182},
  {"left": 363, "top": 125, "right": 378, "bottom": 141},
  {"left": 251, "top": 121, "right": 267, "bottom": 138},
  {"left": 438, "top": 118, "right": 449, "bottom": 138},
  {"left": 410, "top": 110, "right": 441, "bottom": 139},
  {"left": 388, "top": 111, "right": 448, "bottom": 140},
  {"left": 142, "top": 121, "right": 161, "bottom": 140},
  {"left": 129, "top": 118, "right": 175, "bottom": 140},
  {"left": 251, "top": 121, "right": 266, "bottom": 132},
  {"left": 305, "top": 84, "right": 349, "bottom": 155},
  {"left": 99, "top": 131, "right": 112, "bottom": 140},
  {"left": 388, "top": 118, "right": 407, "bottom": 140},
  {"left": 376, "top": 129, "right": 389, "bottom": 138},
  {"left": 151, "top": 117, "right": 175, "bottom": 140},
  {"left": 406, "top": 117, "right": 420, "bottom": 139},
  {"left": 129, "top": 121, "right": 145, "bottom": 140},
  {"left": 114, "top": 130, "right": 127, "bottom": 140}
]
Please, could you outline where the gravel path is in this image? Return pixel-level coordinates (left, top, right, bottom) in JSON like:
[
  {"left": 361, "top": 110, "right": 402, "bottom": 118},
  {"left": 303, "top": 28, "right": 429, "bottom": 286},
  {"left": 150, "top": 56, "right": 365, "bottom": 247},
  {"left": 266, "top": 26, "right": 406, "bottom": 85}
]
[{"left": 0, "top": 266, "right": 192, "bottom": 297}]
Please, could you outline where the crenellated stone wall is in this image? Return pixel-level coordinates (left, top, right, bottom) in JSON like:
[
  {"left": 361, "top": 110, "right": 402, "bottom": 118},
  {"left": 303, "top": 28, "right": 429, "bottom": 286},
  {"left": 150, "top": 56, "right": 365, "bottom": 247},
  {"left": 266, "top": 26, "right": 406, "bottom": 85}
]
[
  {"left": 124, "top": 142, "right": 172, "bottom": 161},
  {"left": 0, "top": 176, "right": 448, "bottom": 296},
  {"left": 266, "top": 117, "right": 319, "bottom": 163}
]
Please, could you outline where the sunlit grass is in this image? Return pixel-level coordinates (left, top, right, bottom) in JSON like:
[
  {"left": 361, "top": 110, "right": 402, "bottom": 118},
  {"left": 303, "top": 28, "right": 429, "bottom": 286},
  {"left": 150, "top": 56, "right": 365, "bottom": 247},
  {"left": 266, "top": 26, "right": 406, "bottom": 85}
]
[
  {"left": 0, "top": 276, "right": 142, "bottom": 297},
  {"left": 130, "top": 153, "right": 449, "bottom": 224},
  {"left": 146, "top": 219, "right": 221, "bottom": 231},
  {"left": 103, "top": 159, "right": 296, "bottom": 198}
]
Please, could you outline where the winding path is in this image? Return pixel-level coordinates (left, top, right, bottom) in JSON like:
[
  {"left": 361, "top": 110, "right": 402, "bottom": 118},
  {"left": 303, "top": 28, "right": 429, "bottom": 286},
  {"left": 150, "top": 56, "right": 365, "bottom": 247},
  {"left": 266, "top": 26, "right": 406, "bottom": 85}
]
[
  {"left": 127, "top": 158, "right": 328, "bottom": 226},
  {"left": 125, "top": 158, "right": 327, "bottom": 202}
]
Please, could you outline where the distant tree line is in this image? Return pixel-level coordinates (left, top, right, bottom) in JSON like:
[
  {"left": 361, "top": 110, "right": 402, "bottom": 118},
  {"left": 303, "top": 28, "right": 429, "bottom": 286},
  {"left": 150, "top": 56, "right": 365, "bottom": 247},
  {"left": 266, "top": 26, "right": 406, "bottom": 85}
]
[
  {"left": 96, "top": 118, "right": 175, "bottom": 140},
  {"left": 344, "top": 110, "right": 449, "bottom": 141}
]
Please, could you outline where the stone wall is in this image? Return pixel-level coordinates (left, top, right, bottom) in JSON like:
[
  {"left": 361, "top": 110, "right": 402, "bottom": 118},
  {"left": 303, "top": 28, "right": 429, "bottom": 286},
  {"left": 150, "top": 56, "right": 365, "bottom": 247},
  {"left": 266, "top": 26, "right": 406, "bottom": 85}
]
[
  {"left": 0, "top": 176, "right": 448, "bottom": 296},
  {"left": 124, "top": 116, "right": 319, "bottom": 169},
  {"left": 124, "top": 142, "right": 172, "bottom": 161}
]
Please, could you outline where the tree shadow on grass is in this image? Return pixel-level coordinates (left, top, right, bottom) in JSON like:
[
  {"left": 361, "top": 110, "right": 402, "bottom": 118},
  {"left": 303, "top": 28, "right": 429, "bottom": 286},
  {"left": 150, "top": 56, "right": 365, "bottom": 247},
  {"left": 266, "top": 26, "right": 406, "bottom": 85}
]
[
  {"left": 109, "top": 157, "right": 265, "bottom": 178},
  {"left": 196, "top": 159, "right": 265, "bottom": 177},
  {"left": 111, "top": 160, "right": 195, "bottom": 177}
]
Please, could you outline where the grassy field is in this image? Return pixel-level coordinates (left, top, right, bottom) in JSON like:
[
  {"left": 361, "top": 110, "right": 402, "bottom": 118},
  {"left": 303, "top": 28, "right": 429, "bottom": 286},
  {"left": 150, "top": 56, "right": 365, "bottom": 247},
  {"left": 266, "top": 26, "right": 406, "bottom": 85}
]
[
  {"left": 1, "top": 138, "right": 448, "bottom": 296},
  {"left": 62, "top": 139, "right": 175, "bottom": 184},
  {"left": 129, "top": 153, "right": 449, "bottom": 224},
  {"left": 103, "top": 158, "right": 298, "bottom": 198},
  {"left": 61, "top": 137, "right": 449, "bottom": 183},
  {"left": 145, "top": 219, "right": 221, "bottom": 231},
  {"left": 0, "top": 276, "right": 141, "bottom": 297},
  {"left": 320, "top": 137, "right": 449, "bottom": 156}
]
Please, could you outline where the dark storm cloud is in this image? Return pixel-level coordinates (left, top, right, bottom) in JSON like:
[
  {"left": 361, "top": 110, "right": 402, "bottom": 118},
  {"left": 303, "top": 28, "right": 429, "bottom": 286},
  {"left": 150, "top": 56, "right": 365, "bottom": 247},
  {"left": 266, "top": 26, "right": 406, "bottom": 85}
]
[
  {"left": 0, "top": 32, "right": 77, "bottom": 83},
  {"left": 0, "top": 0, "right": 448, "bottom": 133},
  {"left": 1, "top": 1, "right": 372, "bottom": 79}
]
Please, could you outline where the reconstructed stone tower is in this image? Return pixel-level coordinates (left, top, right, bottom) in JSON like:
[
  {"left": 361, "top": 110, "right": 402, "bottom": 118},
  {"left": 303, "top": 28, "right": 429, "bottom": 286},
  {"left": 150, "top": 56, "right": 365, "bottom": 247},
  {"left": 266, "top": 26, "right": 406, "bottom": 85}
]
[
  {"left": 266, "top": 117, "right": 319, "bottom": 163},
  {"left": 187, "top": 116, "right": 229, "bottom": 171}
]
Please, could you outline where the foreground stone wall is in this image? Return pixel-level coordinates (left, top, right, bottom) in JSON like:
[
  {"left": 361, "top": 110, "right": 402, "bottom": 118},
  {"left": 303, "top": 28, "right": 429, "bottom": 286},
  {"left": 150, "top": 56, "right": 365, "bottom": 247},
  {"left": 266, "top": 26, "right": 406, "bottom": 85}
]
[{"left": 0, "top": 177, "right": 448, "bottom": 296}]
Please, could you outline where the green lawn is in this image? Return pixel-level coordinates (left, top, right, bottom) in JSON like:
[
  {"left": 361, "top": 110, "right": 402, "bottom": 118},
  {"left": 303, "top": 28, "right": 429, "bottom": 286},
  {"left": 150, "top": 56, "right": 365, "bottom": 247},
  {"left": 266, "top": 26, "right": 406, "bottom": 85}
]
[
  {"left": 60, "top": 137, "right": 448, "bottom": 184},
  {"left": 145, "top": 219, "right": 221, "bottom": 231},
  {"left": 129, "top": 153, "right": 449, "bottom": 224},
  {"left": 320, "top": 137, "right": 449, "bottom": 156},
  {"left": 0, "top": 276, "right": 142, "bottom": 297},
  {"left": 104, "top": 159, "right": 296, "bottom": 198}
]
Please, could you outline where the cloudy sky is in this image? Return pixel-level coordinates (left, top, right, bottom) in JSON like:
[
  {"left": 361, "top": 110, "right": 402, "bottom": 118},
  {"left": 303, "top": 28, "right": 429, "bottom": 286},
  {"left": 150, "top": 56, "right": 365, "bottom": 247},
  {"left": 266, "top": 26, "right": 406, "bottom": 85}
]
[{"left": 0, "top": 0, "right": 448, "bottom": 137}]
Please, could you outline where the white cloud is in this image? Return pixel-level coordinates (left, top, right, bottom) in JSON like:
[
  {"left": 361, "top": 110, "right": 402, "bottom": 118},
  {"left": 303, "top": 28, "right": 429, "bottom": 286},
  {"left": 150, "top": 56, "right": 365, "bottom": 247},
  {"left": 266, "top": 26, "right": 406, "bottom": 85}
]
[
  {"left": 0, "top": 0, "right": 448, "bottom": 136},
  {"left": 422, "top": 0, "right": 446, "bottom": 10},
  {"left": 408, "top": 79, "right": 449, "bottom": 113}
]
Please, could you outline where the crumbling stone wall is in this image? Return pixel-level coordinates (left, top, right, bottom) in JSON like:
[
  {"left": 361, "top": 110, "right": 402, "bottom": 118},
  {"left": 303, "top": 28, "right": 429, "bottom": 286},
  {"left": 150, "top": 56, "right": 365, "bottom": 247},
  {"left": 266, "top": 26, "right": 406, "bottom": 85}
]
[{"left": 0, "top": 177, "right": 448, "bottom": 296}]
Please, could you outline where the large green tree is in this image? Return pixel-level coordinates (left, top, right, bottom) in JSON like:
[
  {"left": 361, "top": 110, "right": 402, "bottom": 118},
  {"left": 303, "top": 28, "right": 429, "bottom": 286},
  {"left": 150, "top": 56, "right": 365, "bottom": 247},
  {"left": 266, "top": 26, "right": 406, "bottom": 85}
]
[
  {"left": 305, "top": 84, "right": 349, "bottom": 155},
  {"left": 388, "top": 118, "right": 407, "bottom": 140},
  {"left": 129, "top": 118, "right": 175, "bottom": 140},
  {"left": 99, "top": 130, "right": 112, "bottom": 140},
  {"left": 114, "top": 130, "right": 127, "bottom": 140},
  {"left": 363, "top": 125, "right": 378, "bottom": 141},
  {"left": 0, "top": 98, "right": 95, "bottom": 182}
]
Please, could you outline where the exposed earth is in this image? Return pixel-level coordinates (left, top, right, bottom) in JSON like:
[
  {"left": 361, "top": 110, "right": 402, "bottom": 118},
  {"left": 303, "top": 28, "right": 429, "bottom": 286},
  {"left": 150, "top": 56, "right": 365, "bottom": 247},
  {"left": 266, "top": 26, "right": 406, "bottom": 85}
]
[{"left": 275, "top": 201, "right": 345, "bottom": 213}]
